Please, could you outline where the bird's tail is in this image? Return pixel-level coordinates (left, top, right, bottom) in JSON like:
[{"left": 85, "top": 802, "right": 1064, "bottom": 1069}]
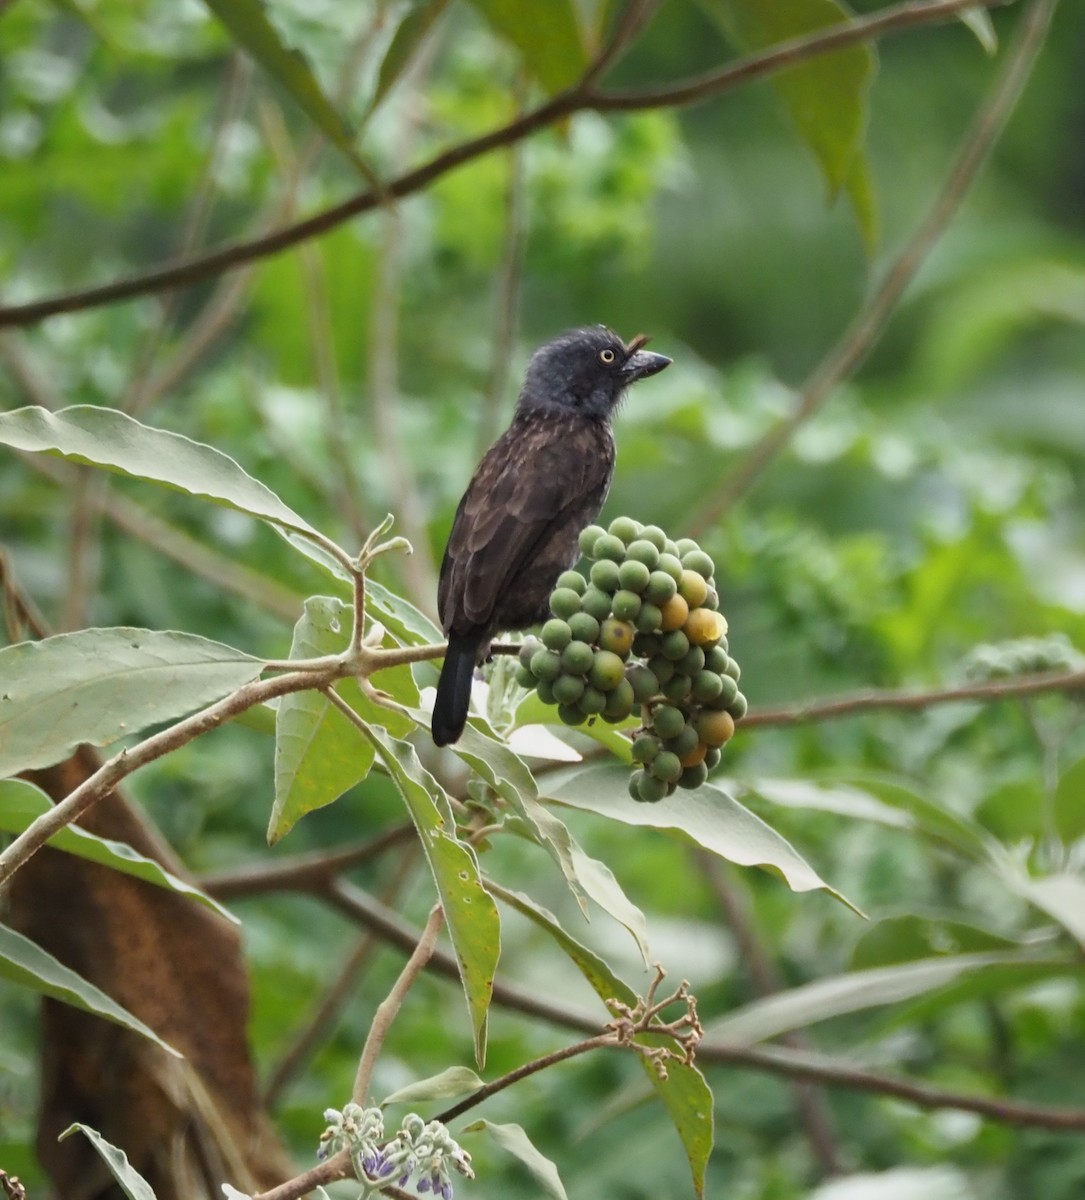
[{"left": 432, "top": 630, "right": 487, "bottom": 747}]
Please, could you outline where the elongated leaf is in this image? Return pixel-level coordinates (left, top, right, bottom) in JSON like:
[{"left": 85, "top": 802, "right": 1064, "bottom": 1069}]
[
  {"left": 490, "top": 883, "right": 713, "bottom": 1198},
  {"left": 0, "top": 628, "right": 263, "bottom": 777},
  {"left": 850, "top": 914, "right": 1021, "bottom": 970},
  {"left": 462, "top": 1120, "right": 567, "bottom": 1200},
  {"left": 1, "top": 924, "right": 179, "bottom": 1056},
  {"left": 270, "top": 596, "right": 415, "bottom": 844},
  {"left": 0, "top": 780, "right": 237, "bottom": 923},
  {"left": 382, "top": 1065, "right": 485, "bottom": 1108},
  {"left": 439, "top": 717, "right": 649, "bottom": 962},
  {"left": 706, "top": 952, "right": 1066, "bottom": 1046},
  {"left": 58, "top": 1125, "right": 157, "bottom": 1200},
  {"left": 368, "top": 0, "right": 451, "bottom": 115},
  {"left": 700, "top": 0, "right": 877, "bottom": 247},
  {"left": 1006, "top": 873, "right": 1085, "bottom": 949},
  {"left": 1054, "top": 755, "right": 1085, "bottom": 844},
  {"left": 202, "top": 0, "right": 366, "bottom": 173},
  {"left": 465, "top": 0, "right": 587, "bottom": 94},
  {"left": 366, "top": 577, "right": 444, "bottom": 645},
  {"left": 365, "top": 727, "right": 500, "bottom": 1066},
  {"left": 808, "top": 1165, "right": 977, "bottom": 1200},
  {"left": 546, "top": 763, "right": 854, "bottom": 909},
  {"left": 0, "top": 405, "right": 322, "bottom": 541}
]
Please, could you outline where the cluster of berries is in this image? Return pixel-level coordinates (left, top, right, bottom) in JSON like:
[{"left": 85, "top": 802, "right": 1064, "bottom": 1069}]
[{"left": 515, "top": 518, "right": 746, "bottom": 802}]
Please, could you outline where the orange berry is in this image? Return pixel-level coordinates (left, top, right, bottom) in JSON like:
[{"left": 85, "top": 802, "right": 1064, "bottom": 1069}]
[{"left": 659, "top": 594, "right": 689, "bottom": 632}]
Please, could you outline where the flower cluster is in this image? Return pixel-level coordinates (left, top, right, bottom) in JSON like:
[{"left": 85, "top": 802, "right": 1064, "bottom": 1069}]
[{"left": 317, "top": 1105, "right": 473, "bottom": 1200}]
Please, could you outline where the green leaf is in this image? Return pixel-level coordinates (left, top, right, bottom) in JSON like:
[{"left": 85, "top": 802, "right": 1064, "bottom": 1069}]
[
  {"left": 0, "top": 405, "right": 323, "bottom": 543},
  {"left": 1, "top": 925, "right": 179, "bottom": 1056},
  {"left": 439, "top": 717, "right": 650, "bottom": 963},
  {"left": 465, "top": 0, "right": 587, "bottom": 94},
  {"left": 699, "top": 0, "right": 878, "bottom": 247},
  {"left": 0, "top": 780, "right": 237, "bottom": 923},
  {"left": 270, "top": 597, "right": 416, "bottom": 844},
  {"left": 490, "top": 883, "right": 712, "bottom": 1198},
  {"left": 366, "top": 577, "right": 445, "bottom": 645},
  {"left": 1004, "top": 873, "right": 1085, "bottom": 950},
  {"left": 368, "top": 0, "right": 451, "bottom": 115},
  {"left": 365, "top": 727, "right": 500, "bottom": 1066},
  {"left": 0, "top": 628, "right": 263, "bottom": 777},
  {"left": 513, "top": 690, "right": 636, "bottom": 762},
  {"left": 58, "top": 1125, "right": 157, "bottom": 1200},
  {"left": 850, "top": 914, "right": 1022, "bottom": 970},
  {"left": 462, "top": 1120, "right": 567, "bottom": 1200},
  {"left": 546, "top": 763, "right": 855, "bottom": 910},
  {"left": 382, "top": 1065, "right": 485, "bottom": 1108},
  {"left": 201, "top": 0, "right": 368, "bottom": 174},
  {"left": 706, "top": 952, "right": 1068, "bottom": 1046}
]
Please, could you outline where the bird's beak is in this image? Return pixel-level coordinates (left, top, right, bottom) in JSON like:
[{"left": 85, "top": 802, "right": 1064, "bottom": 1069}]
[{"left": 622, "top": 349, "right": 672, "bottom": 383}]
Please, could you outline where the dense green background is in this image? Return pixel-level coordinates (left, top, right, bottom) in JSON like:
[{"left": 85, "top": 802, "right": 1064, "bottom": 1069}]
[{"left": 2, "top": 1, "right": 1085, "bottom": 1197}]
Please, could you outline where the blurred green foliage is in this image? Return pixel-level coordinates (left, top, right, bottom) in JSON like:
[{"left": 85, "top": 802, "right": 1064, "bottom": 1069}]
[{"left": 2, "top": 0, "right": 1085, "bottom": 1198}]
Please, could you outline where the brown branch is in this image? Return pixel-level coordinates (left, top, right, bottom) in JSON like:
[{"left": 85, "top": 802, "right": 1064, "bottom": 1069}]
[
  {"left": 0, "top": 0, "right": 1014, "bottom": 328},
  {"left": 690, "top": 0, "right": 1051, "bottom": 530},
  {"left": 741, "top": 667, "right": 1085, "bottom": 729}
]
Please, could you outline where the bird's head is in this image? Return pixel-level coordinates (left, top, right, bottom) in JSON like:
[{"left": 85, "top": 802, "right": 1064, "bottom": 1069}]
[{"left": 518, "top": 326, "right": 671, "bottom": 420}]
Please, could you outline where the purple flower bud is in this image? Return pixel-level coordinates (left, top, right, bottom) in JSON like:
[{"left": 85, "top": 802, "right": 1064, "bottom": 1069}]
[{"left": 418, "top": 1180, "right": 431, "bottom": 1194}]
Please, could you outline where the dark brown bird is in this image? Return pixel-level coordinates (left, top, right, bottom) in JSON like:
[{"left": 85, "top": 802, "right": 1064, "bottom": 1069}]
[{"left": 432, "top": 326, "right": 671, "bottom": 746}]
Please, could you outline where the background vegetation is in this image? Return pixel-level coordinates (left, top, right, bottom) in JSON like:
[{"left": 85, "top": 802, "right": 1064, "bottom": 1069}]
[{"left": 2, "top": 0, "right": 1085, "bottom": 1198}]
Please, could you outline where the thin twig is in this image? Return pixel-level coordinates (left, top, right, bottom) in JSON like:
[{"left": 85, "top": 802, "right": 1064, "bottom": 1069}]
[
  {"left": 0, "top": 0, "right": 1013, "bottom": 328},
  {"left": 690, "top": 0, "right": 1053, "bottom": 531},
  {"left": 353, "top": 904, "right": 446, "bottom": 1105}
]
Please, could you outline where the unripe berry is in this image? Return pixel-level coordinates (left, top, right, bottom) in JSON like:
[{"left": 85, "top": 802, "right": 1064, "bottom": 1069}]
[
  {"left": 549, "top": 588, "right": 581, "bottom": 619},
  {"left": 577, "top": 525, "right": 606, "bottom": 556}
]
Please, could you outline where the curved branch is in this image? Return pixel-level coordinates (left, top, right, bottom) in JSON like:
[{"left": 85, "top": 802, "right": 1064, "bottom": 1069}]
[{"left": 0, "top": 0, "right": 1013, "bottom": 328}]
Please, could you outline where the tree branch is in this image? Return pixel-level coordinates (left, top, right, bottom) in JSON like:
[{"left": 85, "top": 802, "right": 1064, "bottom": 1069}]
[{"left": 0, "top": 0, "right": 1014, "bottom": 328}]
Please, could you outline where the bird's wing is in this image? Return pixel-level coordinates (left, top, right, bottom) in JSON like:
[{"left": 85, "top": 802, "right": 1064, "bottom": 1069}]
[{"left": 439, "top": 413, "right": 613, "bottom": 633}]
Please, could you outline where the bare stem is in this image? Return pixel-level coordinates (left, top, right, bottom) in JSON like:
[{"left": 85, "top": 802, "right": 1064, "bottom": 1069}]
[{"left": 352, "top": 904, "right": 446, "bottom": 1105}]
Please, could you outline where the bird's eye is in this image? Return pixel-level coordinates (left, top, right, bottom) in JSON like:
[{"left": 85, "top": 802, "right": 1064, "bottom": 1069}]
[{"left": 599, "top": 349, "right": 616, "bottom": 364}]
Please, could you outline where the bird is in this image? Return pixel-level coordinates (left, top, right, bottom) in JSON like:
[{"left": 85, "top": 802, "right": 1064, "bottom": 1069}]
[{"left": 431, "top": 326, "right": 671, "bottom": 746}]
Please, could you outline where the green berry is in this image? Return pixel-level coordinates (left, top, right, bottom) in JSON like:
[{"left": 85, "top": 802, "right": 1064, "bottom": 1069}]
[
  {"left": 650, "top": 750, "right": 683, "bottom": 784},
  {"left": 618, "top": 559, "right": 651, "bottom": 594},
  {"left": 703, "top": 586, "right": 720, "bottom": 611},
  {"left": 708, "top": 674, "right": 739, "bottom": 709},
  {"left": 705, "top": 646, "right": 729, "bottom": 674},
  {"left": 661, "top": 673, "right": 692, "bottom": 703},
  {"left": 541, "top": 618, "right": 572, "bottom": 651},
  {"left": 692, "top": 669, "right": 724, "bottom": 702},
  {"left": 530, "top": 648, "right": 562, "bottom": 682},
  {"left": 681, "top": 549, "right": 715, "bottom": 579},
  {"left": 558, "top": 703, "right": 588, "bottom": 726},
  {"left": 552, "top": 673, "right": 586, "bottom": 706},
  {"left": 578, "top": 525, "right": 606, "bottom": 556},
  {"left": 581, "top": 585, "right": 614, "bottom": 622},
  {"left": 518, "top": 635, "right": 543, "bottom": 668},
  {"left": 648, "top": 655, "right": 676, "bottom": 686},
  {"left": 589, "top": 649, "right": 626, "bottom": 691},
  {"left": 666, "top": 723, "right": 700, "bottom": 758},
  {"left": 635, "top": 603, "right": 663, "bottom": 633},
  {"left": 607, "top": 515, "right": 642, "bottom": 544},
  {"left": 639, "top": 525, "right": 667, "bottom": 552},
  {"left": 628, "top": 773, "right": 645, "bottom": 802},
  {"left": 657, "top": 553, "right": 684, "bottom": 584},
  {"left": 724, "top": 656, "right": 741, "bottom": 682},
  {"left": 561, "top": 640, "right": 595, "bottom": 676},
  {"left": 704, "top": 747, "right": 722, "bottom": 769},
  {"left": 611, "top": 589, "right": 642, "bottom": 622},
  {"left": 677, "top": 569, "right": 709, "bottom": 609},
  {"left": 660, "top": 629, "right": 690, "bottom": 661},
  {"left": 578, "top": 686, "right": 607, "bottom": 714},
  {"left": 677, "top": 646, "right": 706, "bottom": 676},
  {"left": 651, "top": 704, "right": 685, "bottom": 740},
  {"left": 632, "top": 733, "right": 661, "bottom": 764},
  {"left": 535, "top": 678, "right": 556, "bottom": 705},
  {"left": 514, "top": 664, "right": 535, "bottom": 688},
  {"left": 728, "top": 691, "right": 748, "bottom": 721},
  {"left": 625, "top": 539, "right": 660, "bottom": 569},
  {"left": 678, "top": 762, "right": 708, "bottom": 790},
  {"left": 636, "top": 771, "right": 670, "bottom": 803},
  {"left": 549, "top": 588, "right": 581, "bottom": 619},
  {"left": 603, "top": 678, "right": 635, "bottom": 719},
  {"left": 568, "top": 612, "right": 601, "bottom": 644},
  {"left": 645, "top": 570, "right": 678, "bottom": 606},
  {"left": 675, "top": 538, "right": 700, "bottom": 557},
  {"left": 599, "top": 618, "right": 635, "bottom": 657},
  {"left": 593, "top": 533, "right": 627, "bottom": 563},
  {"left": 626, "top": 664, "right": 660, "bottom": 703},
  {"left": 589, "top": 558, "right": 621, "bottom": 593},
  {"left": 556, "top": 569, "right": 586, "bottom": 595}
]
